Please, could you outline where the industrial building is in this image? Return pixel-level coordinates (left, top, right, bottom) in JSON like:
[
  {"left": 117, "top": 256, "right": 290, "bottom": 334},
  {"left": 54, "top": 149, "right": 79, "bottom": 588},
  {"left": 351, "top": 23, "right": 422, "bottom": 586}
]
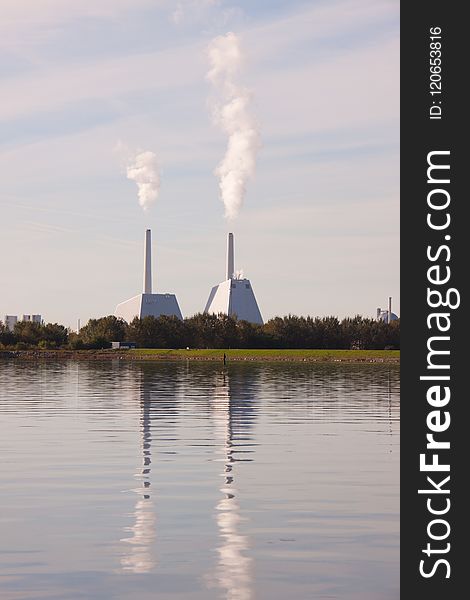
[
  {"left": 115, "top": 229, "right": 183, "bottom": 323},
  {"left": 4, "top": 316, "right": 17, "bottom": 332},
  {"left": 3, "top": 314, "right": 42, "bottom": 331},
  {"left": 204, "top": 233, "right": 263, "bottom": 324},
  {"left": 23, "top": 315, "right": 42, "bottom": 324},
  {"left": 377, "top": 297, "right": 398, "bottom": 323}
]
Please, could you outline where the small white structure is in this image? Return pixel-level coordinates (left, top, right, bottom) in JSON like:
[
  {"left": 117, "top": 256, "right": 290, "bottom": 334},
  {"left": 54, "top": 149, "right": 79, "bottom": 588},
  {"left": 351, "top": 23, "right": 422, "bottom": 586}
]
[
  {"left": 204, "top": 233, "right": 263, "bottom": 325},
  {"left": 22, "top": 314, "right": 31, "bottom": 322},
  {"left": 4, "top": 315, "right": 18, "bottom": 332},
  {"left": 32, "top": 315, "right": 42, "bottom": 324},
  {"left": 377, "top": 297, "right": 398, "bottom": 323},
  {"left": 115, "top": 229, "right": 183, "bottom": 323},
  {"left": 111, "top": 341, "right": 136, "bottom": 349}
]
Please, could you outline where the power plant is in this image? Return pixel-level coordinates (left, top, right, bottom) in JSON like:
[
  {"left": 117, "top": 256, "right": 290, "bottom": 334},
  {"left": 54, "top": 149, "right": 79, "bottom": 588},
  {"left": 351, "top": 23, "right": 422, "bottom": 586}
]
[
  {"left": 112, "top": 229, "right": 396, "bottom": 328},
  {"left": 376, "top": 297, "right": 398, "bottom": 323},
  {"left": 204, "top": 233, "right": 263, "bottom": 324},
  {"left": 114, "top": 229, "right": 183, "bottom": 323}
]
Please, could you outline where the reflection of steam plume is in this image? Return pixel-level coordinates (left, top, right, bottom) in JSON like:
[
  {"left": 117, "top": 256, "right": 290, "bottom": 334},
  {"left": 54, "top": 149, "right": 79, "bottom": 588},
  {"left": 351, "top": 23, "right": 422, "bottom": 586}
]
[
  {"left": 127, "top": 151, "right": 160, "bottom": 212},
  {"left": 207, "top": 32, "right": 260, "bottom": 220},
  {"left": 120, "top": 371, "right": 156, "bottom": 573},
  {"left": 207, "top": 371, "right": 253, "bottom": 600}
]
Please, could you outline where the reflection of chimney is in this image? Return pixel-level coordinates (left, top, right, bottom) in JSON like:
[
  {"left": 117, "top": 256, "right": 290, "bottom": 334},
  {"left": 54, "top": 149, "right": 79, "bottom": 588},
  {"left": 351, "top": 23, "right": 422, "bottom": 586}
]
[
  {"left": 143, "top": 229, "right": 152, "bottom": 294},
  {"left": 388, "top": 296, "right": 392, "bottom": 324},
  {"left": 226, "top": 233, "right": 234, "bottom": 281}
]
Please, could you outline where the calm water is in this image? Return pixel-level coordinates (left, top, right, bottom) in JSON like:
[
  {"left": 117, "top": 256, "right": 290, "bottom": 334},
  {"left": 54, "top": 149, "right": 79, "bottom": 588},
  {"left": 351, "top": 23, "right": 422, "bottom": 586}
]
[{"left": 0, "top": 360, "right": 399, "bottom": 600}]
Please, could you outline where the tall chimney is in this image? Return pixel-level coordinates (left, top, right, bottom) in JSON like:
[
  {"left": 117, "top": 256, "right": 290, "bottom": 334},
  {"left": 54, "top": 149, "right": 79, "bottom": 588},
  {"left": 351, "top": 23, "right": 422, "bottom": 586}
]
[
  {"left": 376, "top": 307, "right": 381, "bottom": 320},
  {"left": 388, "top": 296, "right": 392, "bottom": 324},
  {"left": 226, "top": 232, "right": 234, "bottom": 280},
  {"left": 143, "top": 229, "right": 152, "bottom": 294}
]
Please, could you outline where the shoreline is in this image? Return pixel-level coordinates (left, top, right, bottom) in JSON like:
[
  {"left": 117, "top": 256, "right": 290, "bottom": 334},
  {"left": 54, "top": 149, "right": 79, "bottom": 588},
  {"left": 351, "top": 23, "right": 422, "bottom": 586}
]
[{"left": 0, "top": 348, "right": 400, "bottom": 363}]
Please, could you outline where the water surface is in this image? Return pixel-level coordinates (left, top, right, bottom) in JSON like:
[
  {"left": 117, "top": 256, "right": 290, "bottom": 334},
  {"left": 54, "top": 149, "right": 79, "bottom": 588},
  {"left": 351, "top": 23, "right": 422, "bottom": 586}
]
[{"left": 0, "top": 361, "right": 399, "bottom": 599}]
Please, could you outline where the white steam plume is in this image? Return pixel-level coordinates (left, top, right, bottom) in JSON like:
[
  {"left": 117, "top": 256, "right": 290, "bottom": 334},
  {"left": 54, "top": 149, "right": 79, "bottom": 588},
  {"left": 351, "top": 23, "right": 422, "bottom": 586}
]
[
  {"left": 207, "top": 32, "right": 260, "bottom": 220},
  {"left": 126, "top": 151, "right": 160, "bottom": 212}
]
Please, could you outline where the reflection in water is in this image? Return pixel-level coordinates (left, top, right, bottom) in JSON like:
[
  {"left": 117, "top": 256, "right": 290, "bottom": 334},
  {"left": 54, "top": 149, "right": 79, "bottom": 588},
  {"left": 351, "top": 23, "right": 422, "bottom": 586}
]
[
  {"left": 120, "top": 370, "right": 156, "bottom": 574},
  {"left": 0, "top": 361, "right": 399, "bottom": 600},
  {"left": 207, "top": 370, "right": 255, "bottom": 600}
]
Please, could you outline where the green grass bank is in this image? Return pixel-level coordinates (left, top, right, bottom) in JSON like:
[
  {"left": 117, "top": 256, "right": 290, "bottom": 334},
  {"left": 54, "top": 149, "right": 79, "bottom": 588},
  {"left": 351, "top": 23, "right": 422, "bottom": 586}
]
[
  {"left": 1, "top": 348, "right": 400, "bottom": 363},
  {"left": 132, "top": 348, "right": 399, "bottom": 362}
]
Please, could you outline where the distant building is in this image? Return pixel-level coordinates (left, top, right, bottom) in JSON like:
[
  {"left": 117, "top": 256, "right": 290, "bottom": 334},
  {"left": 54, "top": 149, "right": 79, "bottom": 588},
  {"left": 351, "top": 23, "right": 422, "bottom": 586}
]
[
  {"left": 3, "top": 314, "right": 42, "bottom": 331},
  {"left": 111, "top": 341, "right": 137, "bottom": 350},
  {"left": 377, "top": 309, "right": 398, "bottom": 323},
  {"left": 376, "top": 297, "right": 398, "bottom": 323},
  {"left": 115, "top": 229, "right": 183, "bottom": 323},
  {"left": 4, "top": 315, "right": 18, "bottom": 332},
  {"left": 22, "top": 314, "right": 42, "bottom": 324},
  {"left": 204, "top": 233, "right": 263, "bottom": 325}
]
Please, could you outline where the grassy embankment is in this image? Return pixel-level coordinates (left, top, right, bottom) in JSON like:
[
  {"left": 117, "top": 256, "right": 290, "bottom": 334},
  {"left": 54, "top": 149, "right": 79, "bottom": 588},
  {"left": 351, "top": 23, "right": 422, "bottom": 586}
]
[
  {"left": 130, "top": 348, "right": 399, "bottom": 362},
  {"left": 1, "top": 348, "right": 400, "bottom": 362}
]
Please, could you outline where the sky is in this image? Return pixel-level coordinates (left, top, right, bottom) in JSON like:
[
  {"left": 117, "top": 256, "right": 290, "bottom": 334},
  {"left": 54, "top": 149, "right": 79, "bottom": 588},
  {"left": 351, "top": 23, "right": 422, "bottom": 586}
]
[{"left": 0, "top": 0, "right": 399, "bottom": 328}]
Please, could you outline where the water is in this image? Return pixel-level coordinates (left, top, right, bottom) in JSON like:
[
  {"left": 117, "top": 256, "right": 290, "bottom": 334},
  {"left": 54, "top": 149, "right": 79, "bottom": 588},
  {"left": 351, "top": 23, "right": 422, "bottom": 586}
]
[{"left": 0, "top": 360, "right": 399, "bottom": 600}]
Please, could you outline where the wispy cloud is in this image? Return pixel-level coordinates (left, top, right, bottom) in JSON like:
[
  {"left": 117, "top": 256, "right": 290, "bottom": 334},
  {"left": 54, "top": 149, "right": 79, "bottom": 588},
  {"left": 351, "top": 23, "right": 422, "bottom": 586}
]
[
  {"left": 0, "top": 42, "right": 205, "bottom": 123},
  {"left": 0, "top": 1, "right": 160, "bottom": 46},
  {"left": 22, "top": 220, "right": 76, "bottom": 235}
]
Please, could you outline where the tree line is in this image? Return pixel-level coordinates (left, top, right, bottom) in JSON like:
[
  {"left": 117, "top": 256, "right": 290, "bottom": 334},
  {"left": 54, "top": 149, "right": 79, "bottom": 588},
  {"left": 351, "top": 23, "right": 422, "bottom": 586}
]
[{"left": 0, "top": 313, "right": 399, "bottom": 350}]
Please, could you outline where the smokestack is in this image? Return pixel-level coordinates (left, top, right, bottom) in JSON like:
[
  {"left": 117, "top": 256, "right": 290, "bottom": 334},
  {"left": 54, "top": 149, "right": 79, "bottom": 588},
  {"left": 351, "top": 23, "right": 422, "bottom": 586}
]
[
  {"left": 143, "top": 229, "right": 152, "bottom": 294},
  {"left": 388, "top": 296, "right": 392, "bottom": 324},
  {"left": 226, "top": 233, "right": 234, "bottom": 280},
  {"left": 376, "top": 308, "right": 381, "bottom": 320}
]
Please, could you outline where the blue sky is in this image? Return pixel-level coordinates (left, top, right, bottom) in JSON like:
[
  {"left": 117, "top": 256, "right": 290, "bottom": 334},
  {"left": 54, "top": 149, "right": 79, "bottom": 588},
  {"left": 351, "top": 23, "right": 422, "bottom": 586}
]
[{"left": 0, "top": 0, "right": 399, "bottom": 327}]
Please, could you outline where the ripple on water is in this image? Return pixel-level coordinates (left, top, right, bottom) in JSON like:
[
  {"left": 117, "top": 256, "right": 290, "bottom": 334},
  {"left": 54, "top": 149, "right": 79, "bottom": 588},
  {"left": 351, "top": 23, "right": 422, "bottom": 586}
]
[{"left": 0, "top": 360, "right": 399, "bottom": 600}]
